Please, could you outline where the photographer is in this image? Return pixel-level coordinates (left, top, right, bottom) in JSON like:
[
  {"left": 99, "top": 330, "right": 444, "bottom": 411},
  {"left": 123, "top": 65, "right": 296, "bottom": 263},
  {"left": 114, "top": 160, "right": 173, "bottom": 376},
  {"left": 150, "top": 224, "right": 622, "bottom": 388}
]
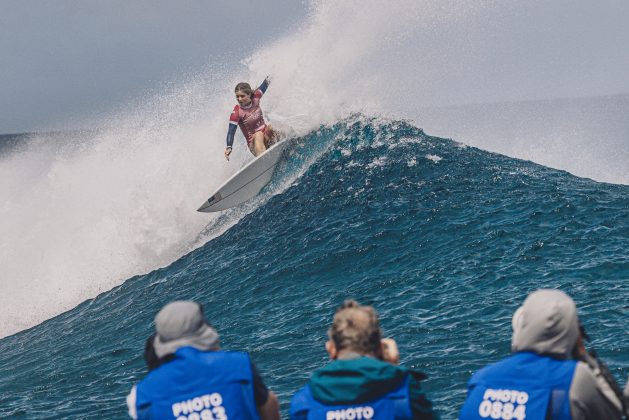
[
  {"left": 290, "top": 299, "right": 438, "bottom": 420},
  {"left": 460, "top": 289, "right": 624, "bottom": 420},
  {"left": 126, "top": 300, "right": 280, "bottom": 420}
]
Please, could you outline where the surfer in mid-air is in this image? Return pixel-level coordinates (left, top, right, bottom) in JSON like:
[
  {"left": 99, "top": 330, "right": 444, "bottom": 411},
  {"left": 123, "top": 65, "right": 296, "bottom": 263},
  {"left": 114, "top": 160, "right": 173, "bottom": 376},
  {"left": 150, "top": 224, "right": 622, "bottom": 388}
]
[{"left": 224, "top": 76, "right": 277, "bottom": 160}]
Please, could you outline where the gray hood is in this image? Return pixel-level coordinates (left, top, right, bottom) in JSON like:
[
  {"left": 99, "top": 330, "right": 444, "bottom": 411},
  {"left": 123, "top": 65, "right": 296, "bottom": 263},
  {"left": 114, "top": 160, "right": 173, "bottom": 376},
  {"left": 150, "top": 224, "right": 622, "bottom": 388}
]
[
  {"left": 511, "top": 289, "right": 580, "bottom": 359},
  {"left": 153, "top": 301, "right": 220, "bottom": 358}
]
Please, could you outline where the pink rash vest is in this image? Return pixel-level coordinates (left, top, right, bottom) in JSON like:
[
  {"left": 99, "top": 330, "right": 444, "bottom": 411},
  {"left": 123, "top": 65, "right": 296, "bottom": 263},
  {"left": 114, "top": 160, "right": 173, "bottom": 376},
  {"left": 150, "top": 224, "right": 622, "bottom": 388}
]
[{"left": 229, "top": 90, "right": 266, "bottom": 144}]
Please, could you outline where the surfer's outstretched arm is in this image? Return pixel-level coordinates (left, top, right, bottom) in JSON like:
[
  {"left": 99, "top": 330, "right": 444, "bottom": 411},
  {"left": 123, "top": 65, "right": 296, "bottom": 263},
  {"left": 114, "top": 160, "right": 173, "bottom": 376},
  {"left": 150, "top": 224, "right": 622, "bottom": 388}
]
[{"left": 258, "top": 76, "right": 271, "bottom": 95}]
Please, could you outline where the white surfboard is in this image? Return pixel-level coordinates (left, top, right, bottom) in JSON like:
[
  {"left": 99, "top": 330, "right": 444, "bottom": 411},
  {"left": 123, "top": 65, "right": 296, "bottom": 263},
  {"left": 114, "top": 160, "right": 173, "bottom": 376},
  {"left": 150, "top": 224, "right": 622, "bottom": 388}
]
[{"left": 197, "top": 138, "right": 294, "bottom": 212}]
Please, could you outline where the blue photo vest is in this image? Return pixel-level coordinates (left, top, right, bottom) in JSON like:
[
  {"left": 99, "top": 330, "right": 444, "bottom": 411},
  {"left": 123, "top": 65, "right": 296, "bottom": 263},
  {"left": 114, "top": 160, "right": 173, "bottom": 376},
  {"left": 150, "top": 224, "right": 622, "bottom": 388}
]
[
  {"left": 459, "top": 352, "right": 577, "bottom": 420},
  {"left": 290, "top": 375, "right": 412, "bottom": 420},
  {"left": 136, "top": 347, "right": 261, "bottom": 420}
]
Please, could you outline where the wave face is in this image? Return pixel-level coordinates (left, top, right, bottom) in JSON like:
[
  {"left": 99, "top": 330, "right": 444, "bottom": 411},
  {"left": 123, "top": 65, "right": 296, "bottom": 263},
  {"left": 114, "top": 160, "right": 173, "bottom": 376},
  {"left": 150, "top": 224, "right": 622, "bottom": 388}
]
[{"left": 1, "top": 118, "right": 627, "bottom": 418}]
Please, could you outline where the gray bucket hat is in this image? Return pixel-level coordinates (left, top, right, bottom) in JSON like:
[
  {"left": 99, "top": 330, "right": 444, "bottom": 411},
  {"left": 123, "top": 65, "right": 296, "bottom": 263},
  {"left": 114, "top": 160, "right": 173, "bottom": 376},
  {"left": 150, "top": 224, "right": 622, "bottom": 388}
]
[{"left": 153, "top": 301, "right": 220, "bottom": 358}]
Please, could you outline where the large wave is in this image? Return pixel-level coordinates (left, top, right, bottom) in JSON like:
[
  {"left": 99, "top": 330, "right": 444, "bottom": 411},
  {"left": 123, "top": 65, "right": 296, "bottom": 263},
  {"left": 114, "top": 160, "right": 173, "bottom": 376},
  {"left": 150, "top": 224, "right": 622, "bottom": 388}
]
[
  {"left": 1, "top": 118, "right": 627, "bottom": 418},
  {"left": 1, "top": 0, "right": 628, "bottom": 338}
]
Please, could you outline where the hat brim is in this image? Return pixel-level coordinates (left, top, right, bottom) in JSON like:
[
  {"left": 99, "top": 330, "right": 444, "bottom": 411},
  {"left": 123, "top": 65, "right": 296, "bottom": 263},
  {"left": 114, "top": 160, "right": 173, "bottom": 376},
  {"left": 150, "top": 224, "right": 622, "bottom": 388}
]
[{"left": 153, "top": 323, "right": 220, "bottom": 359}]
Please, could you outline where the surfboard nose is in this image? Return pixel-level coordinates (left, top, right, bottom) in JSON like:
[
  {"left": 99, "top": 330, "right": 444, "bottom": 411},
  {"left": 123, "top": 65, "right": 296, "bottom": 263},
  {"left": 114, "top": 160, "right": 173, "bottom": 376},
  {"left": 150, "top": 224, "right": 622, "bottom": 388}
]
[
  {"left": 197, "top": 202, "right": 210, "bottom": 212},
  {"left": 197, "top": 192, "right": 223, "bottom": 212}
]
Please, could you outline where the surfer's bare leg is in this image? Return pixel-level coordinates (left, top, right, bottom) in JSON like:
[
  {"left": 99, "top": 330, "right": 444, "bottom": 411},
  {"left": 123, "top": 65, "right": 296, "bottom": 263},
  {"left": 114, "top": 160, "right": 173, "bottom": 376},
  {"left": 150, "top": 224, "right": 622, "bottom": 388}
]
[
  {"left": 263, "top": 125, "right": 277, "bottom": 148},
  {"left": 252, "top": 131, "right": 266, "bottom": 156}
]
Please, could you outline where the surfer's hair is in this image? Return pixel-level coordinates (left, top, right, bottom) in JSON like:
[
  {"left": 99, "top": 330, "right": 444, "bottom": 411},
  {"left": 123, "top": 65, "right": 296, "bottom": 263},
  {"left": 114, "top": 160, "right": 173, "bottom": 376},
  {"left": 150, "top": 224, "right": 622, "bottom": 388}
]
[
  {"left": 328, "top": 300, "right": 383, "bottom": 357},
  {"left": 235, "top": 82, "right": 254, "bottom": 99}
]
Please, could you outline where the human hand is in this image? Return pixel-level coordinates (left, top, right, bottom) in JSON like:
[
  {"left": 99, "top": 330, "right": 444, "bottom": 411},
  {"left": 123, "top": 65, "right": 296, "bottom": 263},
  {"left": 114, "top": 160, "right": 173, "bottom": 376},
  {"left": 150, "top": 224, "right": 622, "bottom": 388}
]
[
  {"left": 381, "top": 338, "right": 400, "bottom": 365},
  {"left": 575, "top": 335, "right": 587, "bottom": 358},
  {"left": 224, "top": 147, "right": 232, "bottom": 161}
]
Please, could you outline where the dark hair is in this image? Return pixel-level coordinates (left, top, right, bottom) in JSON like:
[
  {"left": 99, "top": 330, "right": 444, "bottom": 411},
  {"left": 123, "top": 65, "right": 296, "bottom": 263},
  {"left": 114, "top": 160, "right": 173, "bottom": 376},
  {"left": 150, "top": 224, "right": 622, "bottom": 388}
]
[
  {"left": 328, "top": 300, "right": 383, "bottom": 357},
  {"left": 235, "top": 82, "right": 254, "bottom": 99},
  {"left": 144, "top": 333, "right": 175, "bottom": 371}
]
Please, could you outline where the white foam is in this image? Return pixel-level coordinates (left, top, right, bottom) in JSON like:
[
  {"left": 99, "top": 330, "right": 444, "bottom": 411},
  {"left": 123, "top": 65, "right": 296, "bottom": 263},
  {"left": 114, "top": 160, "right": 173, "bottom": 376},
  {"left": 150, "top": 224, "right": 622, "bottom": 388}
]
[
  {"left": 0, "top": 71, "right": 239, "bottom": 337},
  {"left": 425, "top": 155, "right": 443, "bottom": 163}
]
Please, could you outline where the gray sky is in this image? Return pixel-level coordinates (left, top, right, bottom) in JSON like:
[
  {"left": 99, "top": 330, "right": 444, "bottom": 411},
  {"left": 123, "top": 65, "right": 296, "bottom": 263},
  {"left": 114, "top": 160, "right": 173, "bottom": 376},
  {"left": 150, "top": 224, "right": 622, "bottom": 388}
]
[
  {"left": 370, "top": 0, "right": 629, "bottom": 109},
  {"left": 0, "top": 0, "right": 308, "bottom": 133},
  {"left": 2, "top": 1, "right": 629, "bottom": 134}
]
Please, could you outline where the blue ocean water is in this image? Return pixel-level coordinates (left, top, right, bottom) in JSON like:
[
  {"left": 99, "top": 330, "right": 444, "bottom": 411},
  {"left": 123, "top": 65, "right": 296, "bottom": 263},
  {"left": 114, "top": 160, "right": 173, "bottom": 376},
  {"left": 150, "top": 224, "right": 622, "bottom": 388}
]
[{"left": 1, "top": 118, "right": 628, "bottom": 418}]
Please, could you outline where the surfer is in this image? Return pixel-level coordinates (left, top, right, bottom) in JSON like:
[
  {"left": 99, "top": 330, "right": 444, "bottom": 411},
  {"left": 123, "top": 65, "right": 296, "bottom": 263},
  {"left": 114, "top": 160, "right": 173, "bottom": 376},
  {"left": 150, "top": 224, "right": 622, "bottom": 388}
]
[{"left": 225, "top": 76, "right": 277, "bottom": 160}]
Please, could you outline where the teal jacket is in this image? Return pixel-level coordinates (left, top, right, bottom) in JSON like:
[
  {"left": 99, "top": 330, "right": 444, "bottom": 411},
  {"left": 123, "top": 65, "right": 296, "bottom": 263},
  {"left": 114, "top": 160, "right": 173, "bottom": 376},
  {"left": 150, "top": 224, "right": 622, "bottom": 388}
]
[{"left": 295, "top": 355, "right": 438, "bottom": 419}]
